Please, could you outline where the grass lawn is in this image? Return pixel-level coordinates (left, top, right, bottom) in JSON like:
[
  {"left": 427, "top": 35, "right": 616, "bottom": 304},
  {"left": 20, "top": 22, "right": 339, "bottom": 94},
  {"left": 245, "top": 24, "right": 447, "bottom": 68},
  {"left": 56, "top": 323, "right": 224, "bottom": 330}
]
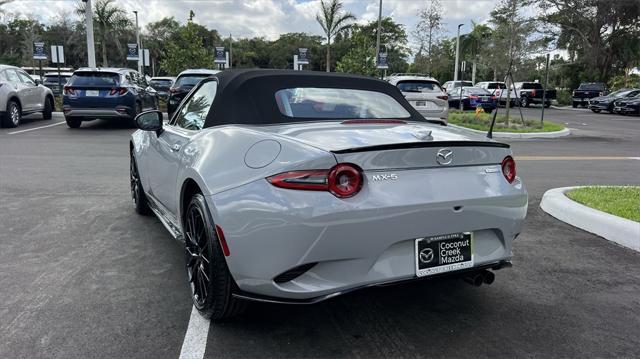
[
  {"left": 448, "top": 110, "right": 565, "bottom": 133},
  {"left": 566, "top": 186, "right": 640, "bottom": 222}
]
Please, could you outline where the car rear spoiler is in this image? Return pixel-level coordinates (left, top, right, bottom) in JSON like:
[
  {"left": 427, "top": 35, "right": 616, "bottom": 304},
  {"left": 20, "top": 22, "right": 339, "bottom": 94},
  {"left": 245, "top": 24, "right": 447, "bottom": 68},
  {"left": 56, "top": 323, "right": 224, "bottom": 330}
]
[{"left": 331, "top": 140, "right": 510, "bottom": 154}]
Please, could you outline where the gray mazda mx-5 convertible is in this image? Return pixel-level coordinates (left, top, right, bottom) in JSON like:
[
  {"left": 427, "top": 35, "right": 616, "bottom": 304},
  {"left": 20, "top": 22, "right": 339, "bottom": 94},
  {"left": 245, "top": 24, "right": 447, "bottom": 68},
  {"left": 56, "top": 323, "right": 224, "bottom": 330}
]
[{"left": 129, "top": 69, "right": 528, "bottom": 319}]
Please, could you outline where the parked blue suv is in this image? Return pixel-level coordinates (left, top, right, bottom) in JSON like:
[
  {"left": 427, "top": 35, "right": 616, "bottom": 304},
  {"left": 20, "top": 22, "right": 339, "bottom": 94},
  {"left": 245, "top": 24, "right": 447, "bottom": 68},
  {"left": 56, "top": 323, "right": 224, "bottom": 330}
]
[{"left": 62, "top": 68, "right": 158, "bottom": 128}]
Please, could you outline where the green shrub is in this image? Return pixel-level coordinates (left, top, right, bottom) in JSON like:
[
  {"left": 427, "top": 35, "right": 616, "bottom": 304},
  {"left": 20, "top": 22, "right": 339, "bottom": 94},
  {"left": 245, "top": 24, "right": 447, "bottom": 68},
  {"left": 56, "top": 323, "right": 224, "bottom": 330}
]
[{"left": 556, "top": 89, "right": 572, "bottom": 106}]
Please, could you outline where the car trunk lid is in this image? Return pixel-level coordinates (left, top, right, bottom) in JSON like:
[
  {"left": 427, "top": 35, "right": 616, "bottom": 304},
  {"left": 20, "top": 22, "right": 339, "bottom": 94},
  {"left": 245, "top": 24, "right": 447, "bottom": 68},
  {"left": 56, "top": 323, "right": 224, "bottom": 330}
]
[{"left": 254, "top": 121, "right": 510, "bottom": 170}]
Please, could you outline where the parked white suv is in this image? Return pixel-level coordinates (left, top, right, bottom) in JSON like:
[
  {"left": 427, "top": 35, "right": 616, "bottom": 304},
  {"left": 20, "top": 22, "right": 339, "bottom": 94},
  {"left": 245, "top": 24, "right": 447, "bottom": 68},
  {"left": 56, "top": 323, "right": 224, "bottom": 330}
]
[
  {"left": 0, "top": 65, "right": 55, "bottom": 128},
  {"left": 386, "top": 74, "right": 448, "bottom": 123}
]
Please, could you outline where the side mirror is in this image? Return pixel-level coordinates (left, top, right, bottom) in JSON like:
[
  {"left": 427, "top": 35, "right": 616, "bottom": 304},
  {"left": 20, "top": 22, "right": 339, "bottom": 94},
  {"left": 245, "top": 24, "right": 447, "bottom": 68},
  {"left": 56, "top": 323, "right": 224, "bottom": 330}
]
[
  {"left": 35, "top": 79, "right": 42, "bottom": 85},
  {"left": 135, "top": 110, "right": 163, "bottom": 132}
]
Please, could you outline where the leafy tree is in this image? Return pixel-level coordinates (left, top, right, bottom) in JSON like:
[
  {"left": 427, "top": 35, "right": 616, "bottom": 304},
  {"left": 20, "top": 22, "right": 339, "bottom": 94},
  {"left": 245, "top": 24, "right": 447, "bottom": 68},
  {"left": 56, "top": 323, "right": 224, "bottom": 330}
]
[
  {"left": 77, "top": 0, "right": 132, "bottom": 67},
  {"left": 315, "top": 0, "right": 355, "bottom": 72},
  {"left": 144, "top": 17, "right": 180, "bottom": 75},
  {"left": 413, "top": 0, "right": 443, "bottom": 74},
  {"left": 538, "top": 0, "right": 640, "bottom": 83},
  {"left": 459, "top": 22, "right": 493, "bottom": 83},
  {"left": 267, "top": 32, "right": 324, "bottom": 70},
  {"left": 336, "top": 31, "right": 376, "bottom": 76},
  {"left": 160, "top": 19, "right": 214, "bottom": 75}
]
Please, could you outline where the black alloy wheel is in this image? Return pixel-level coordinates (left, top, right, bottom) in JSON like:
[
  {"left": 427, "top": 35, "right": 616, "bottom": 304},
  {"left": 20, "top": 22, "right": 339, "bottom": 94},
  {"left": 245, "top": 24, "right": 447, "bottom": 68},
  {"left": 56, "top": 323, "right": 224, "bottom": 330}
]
[
  {"left": 130, "top": 154, "right": 151, "bottom": 215},
  {"left": 184, "top": 194, "right": 245, "bottom": 319}
]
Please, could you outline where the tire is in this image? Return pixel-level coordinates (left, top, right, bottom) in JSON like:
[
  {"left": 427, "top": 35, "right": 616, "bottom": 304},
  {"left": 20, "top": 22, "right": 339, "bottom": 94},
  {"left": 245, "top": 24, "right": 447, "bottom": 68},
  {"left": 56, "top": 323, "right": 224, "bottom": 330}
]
[
  {"left": 184, "top": 194, "right": 246, "bottom": 320},
  {"left": 43, "top": 97, "right": 53, "bottom": 120},
  {"left": 130, "top": 154, "right": 152, "bottom": 215},
  {"left": 1, "top": 100, "right": 21, "bottom": 128},
  {"left": 65, "top": 117, "right": 82, "bottom": 128},
  {"left": 544, "top": 102, "right": 551, "bottom": 108},
  {"left": 520, "top": 97, "right": 530, "bottom": 108},
  {"left": 591, "top": 109, "right": 601, "bottom": 113},
  {"left": 572, "top": 101, "right": 577, "bottom": 108}
]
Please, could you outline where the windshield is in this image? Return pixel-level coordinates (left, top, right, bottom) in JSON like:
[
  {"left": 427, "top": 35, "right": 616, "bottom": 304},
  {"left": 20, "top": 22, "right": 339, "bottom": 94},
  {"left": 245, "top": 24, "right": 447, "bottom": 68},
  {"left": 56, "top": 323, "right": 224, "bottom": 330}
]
[
  {"left": 69, "top": 72, "right": 120, "bottom": 86},
  {"left": 275, "top": 87, "right": 410, "bottom": 119},
  {"left": 175, "top": 75, "right": 208, "bottom": 87},
  {"left": 396, "top": 80, "right": 442, "bottom": 93}
]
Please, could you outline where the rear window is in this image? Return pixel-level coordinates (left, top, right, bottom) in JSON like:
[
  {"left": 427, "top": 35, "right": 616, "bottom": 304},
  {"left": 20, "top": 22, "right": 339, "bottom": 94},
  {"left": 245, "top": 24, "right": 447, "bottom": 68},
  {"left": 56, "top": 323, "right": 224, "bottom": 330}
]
[
  {"left": 69, "top": 72, "right": 120, "bottom": 86},
  {"left": 521, "top": 83, "right": 543, "bottom": 90},
  {"left": 462, "top": 87, "right": 491, "bottom": 95},
  {"left": 578, "top": 83, "right": 605, "bottom": 91},
  {"left": 275, "top": 87, "right": 410, "bottom": 119},
  {"left": 150, "top": 79, "right": 172, "bottom": 88},
  {"left": 396, "top": 80, "right": 442, "bottom": 93},
  {"left": 175, "top": 75, "right": 208, "bottom": 87},
  {"left": 487, "top": 83, "right": 506, "bottom": 89},
  {"left": 453, "top": 81, "right": 473, "bottom": 88}
]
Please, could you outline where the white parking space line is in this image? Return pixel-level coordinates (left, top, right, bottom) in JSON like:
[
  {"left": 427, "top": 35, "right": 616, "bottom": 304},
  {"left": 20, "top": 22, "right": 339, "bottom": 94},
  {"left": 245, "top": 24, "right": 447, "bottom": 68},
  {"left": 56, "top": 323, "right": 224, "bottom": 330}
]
[
  {"left": 179, "top": 306, "right": 210, "bottom": 359},
  {"left": 7, "top": 121, "right": 66, "bottom": 135}
]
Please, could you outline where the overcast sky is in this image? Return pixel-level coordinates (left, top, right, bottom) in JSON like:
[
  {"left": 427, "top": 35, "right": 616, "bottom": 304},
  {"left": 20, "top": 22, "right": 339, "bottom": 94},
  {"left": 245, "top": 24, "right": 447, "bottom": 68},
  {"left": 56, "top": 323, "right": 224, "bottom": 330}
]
[{"left": 3, "top": 0, "right": 500, "bottom": 44}]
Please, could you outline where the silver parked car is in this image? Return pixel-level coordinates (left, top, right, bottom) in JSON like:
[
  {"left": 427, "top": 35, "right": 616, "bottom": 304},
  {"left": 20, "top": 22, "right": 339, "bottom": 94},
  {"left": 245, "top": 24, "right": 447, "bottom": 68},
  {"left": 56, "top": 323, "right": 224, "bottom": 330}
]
[
  {"left": 129, "top": 70, "right": 528, "bottom": 319},
  {"left": 386, "top": 73, "right": 448, "bottom": 123},
  {"left": 0, "top": 65, "right": 55, "bottom": 128}
]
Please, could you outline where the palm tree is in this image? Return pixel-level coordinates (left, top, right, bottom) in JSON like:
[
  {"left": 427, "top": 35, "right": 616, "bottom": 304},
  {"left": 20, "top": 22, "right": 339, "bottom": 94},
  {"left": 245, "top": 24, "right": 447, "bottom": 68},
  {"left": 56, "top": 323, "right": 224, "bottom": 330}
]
[
  {"left": 316, "top": 0, "right": 355, "bottom": 72},
  {"left": 78, "top": 0, "right": 131, "bottom": 67}
]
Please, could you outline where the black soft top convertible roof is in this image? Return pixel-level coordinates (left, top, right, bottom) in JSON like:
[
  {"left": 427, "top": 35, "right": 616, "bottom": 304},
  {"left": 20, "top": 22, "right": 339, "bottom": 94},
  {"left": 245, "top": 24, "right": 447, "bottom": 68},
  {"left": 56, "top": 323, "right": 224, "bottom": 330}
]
[{"left": 203, "top": 69, "right": 435, "bottom": 128}]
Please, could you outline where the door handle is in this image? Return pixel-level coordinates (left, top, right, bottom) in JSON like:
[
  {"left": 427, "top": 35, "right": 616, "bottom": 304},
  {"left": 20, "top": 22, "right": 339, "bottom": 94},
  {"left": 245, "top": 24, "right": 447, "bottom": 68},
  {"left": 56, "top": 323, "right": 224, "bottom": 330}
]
[{"left": 170, "top": 143, "right": 182, "bottom": 152}]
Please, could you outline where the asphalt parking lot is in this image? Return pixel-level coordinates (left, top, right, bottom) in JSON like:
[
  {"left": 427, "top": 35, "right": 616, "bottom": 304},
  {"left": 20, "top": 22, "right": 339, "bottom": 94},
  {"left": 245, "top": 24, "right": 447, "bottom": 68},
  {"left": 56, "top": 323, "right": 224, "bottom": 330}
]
[{"left": 1, "top": 107, "right": 639, "bottom": 358}]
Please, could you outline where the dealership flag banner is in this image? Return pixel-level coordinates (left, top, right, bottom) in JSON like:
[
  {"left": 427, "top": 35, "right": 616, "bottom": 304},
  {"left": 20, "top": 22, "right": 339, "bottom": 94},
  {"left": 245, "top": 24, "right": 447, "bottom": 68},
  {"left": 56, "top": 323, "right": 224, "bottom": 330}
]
[
  {"left": 127, "top": 43, "right": 139, "bottom": 61},
  {"left": 297, "top": 48, "right": 309, "bottom": 65},
  {"left": 214, "top": 47, "right": 226, "bottom": 64},
  {"left": 33, "top": 42, "right": 47, "bottom": 60}
]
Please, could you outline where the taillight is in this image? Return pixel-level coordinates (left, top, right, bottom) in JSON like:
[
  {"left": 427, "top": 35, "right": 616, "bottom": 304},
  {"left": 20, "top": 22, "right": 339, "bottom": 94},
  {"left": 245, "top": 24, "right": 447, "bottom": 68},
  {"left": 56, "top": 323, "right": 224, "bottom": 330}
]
[
  {"left": 599, "top": 92, "right": 603, "bottom": 96},
  {"left": 532, "top": 90, "right": 536, "bottom": 97},
  {"left": 436, "top": 95, "right": 448, "bottom": 100},
  {"left": 469, "top": 95, "right": 479, "bottom": 100},
  {"left": 501, "top": 156, "right": 516, "bottom": 184},
  {"left": 491, "top": 96, "right": 497, "bottom": 100},
  {"left": 327, "top": 164, "right": 363, "bottom": 198},
  {"left": 64, "top": 86, "right": 75, "bottom": 95},
  {"left": 267, "top": 163, "right": 363, "bottom": 198},
  {"left": 109, "top": 87, "right": 127, "bottom": 95}
]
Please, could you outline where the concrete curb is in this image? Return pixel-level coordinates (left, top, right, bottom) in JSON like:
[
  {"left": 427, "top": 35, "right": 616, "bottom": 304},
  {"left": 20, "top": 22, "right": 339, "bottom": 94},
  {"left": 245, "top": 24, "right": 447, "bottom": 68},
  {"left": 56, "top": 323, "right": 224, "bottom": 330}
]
[
  {"left": 540, "top": 186, "right": 640, "bottom": 252},
  {"left": 448, "top": 123, "right": 571, "bottom": 139}
]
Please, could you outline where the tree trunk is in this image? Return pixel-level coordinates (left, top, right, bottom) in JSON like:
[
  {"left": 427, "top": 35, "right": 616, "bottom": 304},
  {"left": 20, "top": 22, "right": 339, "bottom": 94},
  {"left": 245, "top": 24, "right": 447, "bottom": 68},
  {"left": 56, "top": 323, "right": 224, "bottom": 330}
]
[
  {"left": 472, "top": 60, "right": 477, "bottom": 84},
  {"left": 325, "top": 37, "right": 331, "bottom": 72},
  {"left": 101, "top": 40, "right": 108, "bottom": 67}
]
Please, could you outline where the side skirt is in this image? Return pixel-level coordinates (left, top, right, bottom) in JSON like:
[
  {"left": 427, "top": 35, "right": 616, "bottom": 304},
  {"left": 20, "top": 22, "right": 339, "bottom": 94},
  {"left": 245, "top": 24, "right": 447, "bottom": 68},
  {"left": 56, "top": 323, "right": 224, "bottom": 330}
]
[{"left": 146, "top": 193, "right": 184, "bottom": 241}]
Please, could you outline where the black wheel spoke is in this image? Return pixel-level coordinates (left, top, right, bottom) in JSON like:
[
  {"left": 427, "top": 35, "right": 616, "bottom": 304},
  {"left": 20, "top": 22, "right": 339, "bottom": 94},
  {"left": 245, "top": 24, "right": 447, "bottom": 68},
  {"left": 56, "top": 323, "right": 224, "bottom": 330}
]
[{"left": 184, "top": 203, "right": 214, "bottom": 308}]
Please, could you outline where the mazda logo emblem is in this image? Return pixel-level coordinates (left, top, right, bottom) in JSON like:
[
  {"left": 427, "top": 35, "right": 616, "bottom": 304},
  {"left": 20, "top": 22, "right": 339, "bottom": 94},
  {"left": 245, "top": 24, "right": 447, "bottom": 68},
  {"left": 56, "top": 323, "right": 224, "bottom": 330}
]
[
  {"left": 436, "top": 148, "right": 453, "bottom": 165},
  {"left": 419, "top": 248, "right": 434, "bottom": 263}
]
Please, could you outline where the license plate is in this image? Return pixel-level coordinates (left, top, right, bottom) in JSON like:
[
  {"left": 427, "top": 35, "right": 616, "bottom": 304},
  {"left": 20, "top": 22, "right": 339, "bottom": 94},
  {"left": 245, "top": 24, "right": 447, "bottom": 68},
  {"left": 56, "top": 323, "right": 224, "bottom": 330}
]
[
  {"left": 415, "top": 232, "right": 473, "bottom": 277},
  {"left": 481, "top": 96, "right": 489, "bottom": 102},
  {"left": 415, "top": 100, "right": 427, "bottom": 107},
  {"left": 86, "top": 90, "right": 99, "bottom": 96}
]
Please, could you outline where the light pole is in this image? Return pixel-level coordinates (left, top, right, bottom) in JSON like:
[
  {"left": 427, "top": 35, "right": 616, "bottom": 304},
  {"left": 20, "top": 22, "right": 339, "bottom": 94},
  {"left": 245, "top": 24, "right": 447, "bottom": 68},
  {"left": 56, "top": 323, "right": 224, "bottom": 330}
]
[
  {"left": 374, "top": 0, "right": 382, "bottom": 72},
  {"left": 133, "top": 10, "right": 141, "bottom": 74},
  {"left": 453, "top": 23, "right": 464, "bottom": 82},
  {"left": 83, "top": 0, "right": 96, "bottom": 68}
]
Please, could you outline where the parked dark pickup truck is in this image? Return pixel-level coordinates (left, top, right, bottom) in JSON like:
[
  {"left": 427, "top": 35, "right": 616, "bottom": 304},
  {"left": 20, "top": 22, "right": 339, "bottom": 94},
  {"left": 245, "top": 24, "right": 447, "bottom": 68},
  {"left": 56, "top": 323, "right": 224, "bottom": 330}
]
[
  {"left": 572, "top": 82, "right": 607, "bottom": 108},
  {"left": 514, "top": 82, "right": 556, "bottom": 108}
]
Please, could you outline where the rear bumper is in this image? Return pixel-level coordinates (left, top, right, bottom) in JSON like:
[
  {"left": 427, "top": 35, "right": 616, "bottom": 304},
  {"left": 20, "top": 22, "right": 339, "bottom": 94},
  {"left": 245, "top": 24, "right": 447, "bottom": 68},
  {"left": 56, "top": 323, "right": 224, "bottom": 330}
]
[
  {"left": 415, "top": 108, "right": 448, "bottom": 122},
  {"left": 210, "top": 170, "right": 528, "bottom": 300},
  {"left": 62, "top": 106, "right": 134, "bottom": 119}
]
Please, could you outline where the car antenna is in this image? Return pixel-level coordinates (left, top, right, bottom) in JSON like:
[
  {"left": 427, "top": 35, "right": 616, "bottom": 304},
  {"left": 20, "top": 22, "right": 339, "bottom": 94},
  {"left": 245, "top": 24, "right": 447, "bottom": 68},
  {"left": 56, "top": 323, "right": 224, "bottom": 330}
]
[{"left": 487, "top": 58, "right": 514, "bottom": 139}]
